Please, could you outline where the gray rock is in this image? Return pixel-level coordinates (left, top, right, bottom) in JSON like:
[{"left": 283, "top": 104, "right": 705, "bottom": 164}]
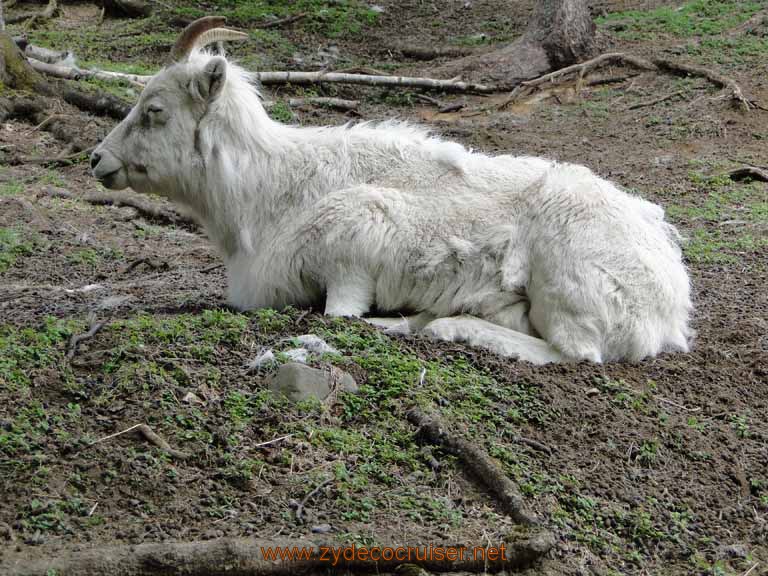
[
  {"left": 269, "top": 363, "right": 357, "bottom": 403},
  {"left": 311, "top": 523, "right": 333, "bottom": 534}
]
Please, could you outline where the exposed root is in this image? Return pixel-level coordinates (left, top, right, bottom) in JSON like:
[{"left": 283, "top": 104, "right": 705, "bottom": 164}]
[
  {"left": 506, "top": 52, "right": 756, "bottom": 112},
  {"left": 406, "top": 407, "right": 539, "bottom": 526},
  {"left": 6, "top": 0, "right": 58, "bottom": 26},
  {"left": 66, "top": 320, "right": 106, "bottom": 359},
  {"left": 0, "top": 534, "right": 555, "bottom": 575},
  {"left": 295, "top": 477, "right": 333, "bottom": 523},
  {"left": 41, "top": 186, "right": 197, "bottom": 229},
  {"left": 90, "top": 423, "right": 191, "bottom": 461}
]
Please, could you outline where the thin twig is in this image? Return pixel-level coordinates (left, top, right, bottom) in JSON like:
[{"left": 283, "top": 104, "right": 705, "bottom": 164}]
[
  {"left": 253, "top": 433, "right": 295, "bottom": 449},
  {"left": 295, "top": 477, "right": 333, "bottom": 523},
  {"left": 90, "top": 423, "right": 190, "bottom": 460},
  {"left": 67, "top": 321, "right": 106, "bottom": 359}
]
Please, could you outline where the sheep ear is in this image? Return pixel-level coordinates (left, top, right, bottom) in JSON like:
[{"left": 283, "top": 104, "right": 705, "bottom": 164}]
[{"left": 194, "top": 57, "right": 227, "bottom": 102}]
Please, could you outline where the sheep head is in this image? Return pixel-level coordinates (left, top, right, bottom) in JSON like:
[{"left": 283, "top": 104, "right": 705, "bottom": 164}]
[{"left": 90, "top": 17, "right": 247, "bottom": 197}]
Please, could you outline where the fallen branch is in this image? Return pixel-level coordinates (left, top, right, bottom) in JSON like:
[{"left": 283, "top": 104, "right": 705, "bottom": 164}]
[
  {"left": 1, "top": 534, "right": 554, "bottom": 575},
  {"left": 27, "top": 57, "right": 151, "bottom": 87},
  {"left": 63, "top": 88, "right": 133, "bottom": 120},
  {"left": 41, "top": 186, "right": 197, "bottom": 228},
  {"left": 514, "top": 52, "right": 756, "bottom": 112},
  {"left": 254, "top": 70, "right": 496, "bottom": 93},
  {"left": 67, "top": 320, "right": 106, "bottom": 359},
  {"left": 406, "top": 407, "right": 538, "bottom": 525},
  {"left": 91, "top": 423, "right": 190, "bottom": 460},
  {"left": 723, "top": 166, "right": 768, "bottom": 182}
]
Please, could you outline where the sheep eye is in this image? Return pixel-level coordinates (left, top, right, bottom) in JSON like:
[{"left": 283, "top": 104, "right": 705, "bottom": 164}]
[{"left": 147, "top": 104, "right": 164, "bottom": 114}]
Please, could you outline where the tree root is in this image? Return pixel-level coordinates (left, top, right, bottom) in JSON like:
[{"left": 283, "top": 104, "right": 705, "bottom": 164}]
[
  {"left": 0, "top": 533, "right": 555, "bottom": 575},
  {"left": 507, "top": 51, "right": 757, "bottom": 112},
  {"left": 67, "top": 320, "right": 106, "bottom": 359},
  {"left": 406, "top": 407, "right": 539, "bottom": 526},
  {"left": 41, "top": 186, "right": 197, "bottom": 229},
  {"left": 6, "top": 0, "right": 58, "bottom": 26}
]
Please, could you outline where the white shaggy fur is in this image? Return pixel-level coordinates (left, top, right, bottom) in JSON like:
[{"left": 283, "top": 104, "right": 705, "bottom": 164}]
[{"left": 91, "top": 51, "right": 693, "bottom": 364}]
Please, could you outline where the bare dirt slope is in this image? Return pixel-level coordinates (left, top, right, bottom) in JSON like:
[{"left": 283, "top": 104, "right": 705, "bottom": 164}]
[{"left": 1, "top": 1, "right": 766, "bottom": 575}]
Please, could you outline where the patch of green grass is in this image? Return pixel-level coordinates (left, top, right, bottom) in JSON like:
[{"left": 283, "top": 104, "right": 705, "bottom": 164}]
[
  {"left": 667, "top": 171, "right": 768, "bottom": 264},
  {"left": 0, "top": 318, "right": 78, "bottom": 394},
  {"left": 201, "top": 0, "right": 379, "bottom": 37},
  {"left": 0, "top": 227, "right": 36, "bottom": 273},
  {"left": 0, "top": 178, "right": 24, "bottom": 197},
  {"left": 597, "top": 0, "right": 764, "bottom": 39},
  {"left": 268, "top": 101, "right": 294, "bottom": 123}
]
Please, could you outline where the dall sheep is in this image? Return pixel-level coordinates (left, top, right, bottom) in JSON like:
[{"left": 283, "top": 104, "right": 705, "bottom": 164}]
[{"left": 91, "top": 17, "right": 693, "bottom": 365}]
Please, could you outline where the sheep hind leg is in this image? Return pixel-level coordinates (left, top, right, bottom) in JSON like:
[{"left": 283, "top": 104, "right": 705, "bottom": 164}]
[
  {"left": 364, "top": 312, "right": 436, "bottom": 335},
  {"left": 422, "top": 315, "right": 564, "bottom": 365}
]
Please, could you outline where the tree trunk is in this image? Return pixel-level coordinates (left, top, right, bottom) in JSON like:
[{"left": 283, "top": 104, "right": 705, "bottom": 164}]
[
  {"left": 0, "top": 29, "right": 43, "bottom": 90},
  {"left": 435, "top": 0, "right": 596, "bottom": 85}
]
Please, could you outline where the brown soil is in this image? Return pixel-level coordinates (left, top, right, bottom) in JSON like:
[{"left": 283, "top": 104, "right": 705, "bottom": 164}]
[{"left": 1, "top": 2, "right": 767, "bottom": 575}]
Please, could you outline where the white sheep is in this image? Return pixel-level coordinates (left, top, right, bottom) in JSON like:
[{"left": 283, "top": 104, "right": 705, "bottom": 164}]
[{"left": 91, "top": 17, "right": 693, "bottom": 364}]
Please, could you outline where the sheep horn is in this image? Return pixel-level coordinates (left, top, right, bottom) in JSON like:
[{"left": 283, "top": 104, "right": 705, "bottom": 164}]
[{"left": 170, "top": 16, "right": 227, "bottom": 62}]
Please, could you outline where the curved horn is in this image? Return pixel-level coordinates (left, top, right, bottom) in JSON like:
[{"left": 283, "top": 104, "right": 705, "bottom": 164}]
[
  {"left": 170, "top": 16, "right": 226, "bottom": 62},
  {"left": 194, "top": 28, "right": 249, "bottom": 50}
]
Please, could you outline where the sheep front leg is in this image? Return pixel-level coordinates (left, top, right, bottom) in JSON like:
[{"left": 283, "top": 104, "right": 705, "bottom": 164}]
[{"left": 324, "top": 272, "right": 375, "bottom": 317}]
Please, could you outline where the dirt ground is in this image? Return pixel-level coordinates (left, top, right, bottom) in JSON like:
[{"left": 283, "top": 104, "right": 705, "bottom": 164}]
[{"left": 1, "top": 1, "right": 767, "bottom": 575}]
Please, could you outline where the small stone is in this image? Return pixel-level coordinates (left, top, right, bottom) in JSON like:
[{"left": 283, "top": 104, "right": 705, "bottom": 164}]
[
  {"left": 717, "top": 543, "right": 748, "bottom": 559},
  {"left": 269, "top": 363, "right": 357, "bottom": 403},
  {"left": 311, "top": 523, "right": 333, "bottom": 534},
  {"left": 585, "top": 387, "right": 600, "bottom": 396},
  {"left": 182, "top": 391, "right": 203, "bottom": 404}
]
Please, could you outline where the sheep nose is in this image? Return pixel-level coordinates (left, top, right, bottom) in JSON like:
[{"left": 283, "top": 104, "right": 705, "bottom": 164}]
[{"left": 90, "top": 151, "right": 102, "bottom": 171}]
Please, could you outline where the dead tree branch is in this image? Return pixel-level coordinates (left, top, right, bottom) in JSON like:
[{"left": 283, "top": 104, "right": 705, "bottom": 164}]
[
  {"left": 27, "top": 57, "right": 151, "bottom": 86},
  {"left": 1, "top": 534, "right": 554, "bottom": 575},
  {"left": 406, "top": 407, "right": 539, "bottom": 526},
  {"left": 723, "top": 166, "right": 768, "bottom": 182},
  {"left": 62, "top": 88, "right": 132, "bottom": 120},
  {"left": 41, "top": 186, "right": 197, "bottom": 228},
  {"left": 253, "top": 70, "right": 497, "bottom": 93}
]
